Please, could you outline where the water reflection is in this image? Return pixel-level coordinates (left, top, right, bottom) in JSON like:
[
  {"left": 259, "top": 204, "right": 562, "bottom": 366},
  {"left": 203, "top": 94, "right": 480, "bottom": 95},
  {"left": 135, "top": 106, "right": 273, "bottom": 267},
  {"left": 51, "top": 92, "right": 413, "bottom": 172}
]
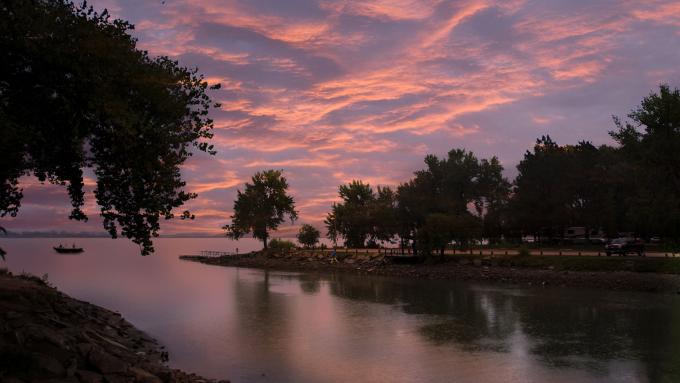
[{"left": 320, "top": 272, "right": 680, "bottom": 382}]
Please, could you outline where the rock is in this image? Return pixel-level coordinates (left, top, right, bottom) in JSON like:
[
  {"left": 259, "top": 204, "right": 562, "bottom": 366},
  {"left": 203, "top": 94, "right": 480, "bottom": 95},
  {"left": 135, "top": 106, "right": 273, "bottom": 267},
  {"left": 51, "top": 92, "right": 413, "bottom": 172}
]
[
  {"left": 26, "top": 324, "right": 66, "bottom": 348},
  {"left": 32, "top": 353, "right": 66, "bottom": 376},
  {"left": 89, "top": 349, "right": 129, "bottom": 374},
  {"left": 102, "top": 374, "right": 130, "bottom": 383},
  {"left": 34, "top": 378, "right": 79, "bottom": 383},
  {"left": 65, "top": 357, "right": 78, "bottom": 377},
  {"left": 1, "top": 378, "right": 27, "bottom": 383},
  {"left": 129, "top": 367, "right": 162, "bottom": 383},
  {"left": 472, "top": 259, "right": 482, "bottom": 266},
  {"left": 458, "top": 258, "right": 471, "bottom": 266},
  {"left": 76, "top": 370, "right": 104, "bottom": 383}
]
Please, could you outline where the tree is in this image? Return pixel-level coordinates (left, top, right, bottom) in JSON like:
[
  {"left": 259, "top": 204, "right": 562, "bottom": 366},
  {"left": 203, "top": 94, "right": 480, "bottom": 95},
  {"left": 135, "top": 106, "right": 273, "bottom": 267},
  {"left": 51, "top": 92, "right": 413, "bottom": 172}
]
[
  {"left": 510, "top": 136, "right": 572, "bottom": 241},
  {"left": 396, "top": 149, "right": 501, "bottom": 255},
  {"left": 224, "top": 170, "right": 297, "bottom": 250},
  {"left": 0, "top": 226, "right": 6, "bottom": 261},
  {"left": 0, "top": 0, "right": 219, "bottom": 254},
  {"left": 610, "top": 84, "right": 680, "bottom": 240},
  {"left": 297, "top": 224, "right": 320, "bottom": 248},
  {"left": 324, "top": 181, "right": 396, "bottom": 248}
]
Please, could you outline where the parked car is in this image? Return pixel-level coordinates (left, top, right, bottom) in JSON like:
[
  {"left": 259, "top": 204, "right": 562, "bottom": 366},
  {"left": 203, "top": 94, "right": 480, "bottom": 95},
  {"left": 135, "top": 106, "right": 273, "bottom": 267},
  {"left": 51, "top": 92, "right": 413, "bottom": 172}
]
[{"left": 605, "top": 238, "right": 645, "bottom": 256}]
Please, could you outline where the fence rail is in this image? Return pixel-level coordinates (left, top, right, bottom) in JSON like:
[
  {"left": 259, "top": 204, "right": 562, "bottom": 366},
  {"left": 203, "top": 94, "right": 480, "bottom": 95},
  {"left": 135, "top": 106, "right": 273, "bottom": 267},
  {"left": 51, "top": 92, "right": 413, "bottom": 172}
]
[
  {"left": 299, "top": 247, "right": 677, "bottom": 258},
  {"left": 199, "top": 250, "right": 235, "bottom": 257}
]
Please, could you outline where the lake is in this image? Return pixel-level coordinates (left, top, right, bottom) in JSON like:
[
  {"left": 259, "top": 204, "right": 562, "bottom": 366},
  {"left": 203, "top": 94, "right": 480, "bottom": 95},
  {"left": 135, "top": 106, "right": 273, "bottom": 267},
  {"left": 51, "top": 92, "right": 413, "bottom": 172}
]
[{"left": 2, "top": 238, "right": 679, "bottom": 382}]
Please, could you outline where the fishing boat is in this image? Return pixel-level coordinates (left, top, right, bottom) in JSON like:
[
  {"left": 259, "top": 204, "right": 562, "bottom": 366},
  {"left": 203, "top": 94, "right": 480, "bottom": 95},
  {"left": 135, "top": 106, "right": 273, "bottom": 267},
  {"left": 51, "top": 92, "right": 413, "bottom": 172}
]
[{"left": 53, "top": 244, "right": 84, "bottom": 254}]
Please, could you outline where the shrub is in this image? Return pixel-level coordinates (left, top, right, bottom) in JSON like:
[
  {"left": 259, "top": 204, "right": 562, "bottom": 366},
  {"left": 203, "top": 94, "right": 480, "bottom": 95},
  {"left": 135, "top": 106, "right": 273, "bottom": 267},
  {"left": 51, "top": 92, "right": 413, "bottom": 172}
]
[
  {"left": 269, "top": 238, "right": 296, "bottom": 252},
  {"left": 297, "top": 224, "right": 320, "bottom": 248},
  {"left": 518, "top": 246, "right": 531, "bottom": 257}
]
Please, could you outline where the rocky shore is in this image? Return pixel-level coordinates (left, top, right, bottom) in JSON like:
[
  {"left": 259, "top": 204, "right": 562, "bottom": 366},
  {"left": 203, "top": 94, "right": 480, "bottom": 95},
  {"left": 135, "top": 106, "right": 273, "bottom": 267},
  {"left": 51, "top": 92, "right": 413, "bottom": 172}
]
[
  {"left": 181, "top": 251, "right": 680, "bottom": 294},
  {"left": 0, "top": 270, "right": 229, "bottom": 383}
]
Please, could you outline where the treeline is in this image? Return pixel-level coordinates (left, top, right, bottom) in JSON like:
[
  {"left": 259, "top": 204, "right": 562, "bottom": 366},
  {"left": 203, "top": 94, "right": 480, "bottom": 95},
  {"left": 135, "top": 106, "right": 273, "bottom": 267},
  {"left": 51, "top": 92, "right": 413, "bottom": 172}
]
[{"left": 323, "top": 85, "right": 680, "bottom": 254}]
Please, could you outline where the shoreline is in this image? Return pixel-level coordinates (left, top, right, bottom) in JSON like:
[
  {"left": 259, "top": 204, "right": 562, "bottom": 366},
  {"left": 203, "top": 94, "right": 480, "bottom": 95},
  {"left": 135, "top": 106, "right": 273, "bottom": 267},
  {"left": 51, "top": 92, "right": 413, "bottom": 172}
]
[
  {"left": 0, "top": 270, "right": 229, "bottom": 383},
  {"left": 181, "top": 251, "right": 680, "bottom": 294}
]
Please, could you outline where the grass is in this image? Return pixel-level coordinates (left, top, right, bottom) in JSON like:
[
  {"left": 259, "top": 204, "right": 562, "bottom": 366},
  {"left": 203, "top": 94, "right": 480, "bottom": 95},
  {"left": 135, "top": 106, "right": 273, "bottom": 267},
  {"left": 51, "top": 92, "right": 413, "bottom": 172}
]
[{"left": 450, "top": 254, "right": 680, "bottom": 274}]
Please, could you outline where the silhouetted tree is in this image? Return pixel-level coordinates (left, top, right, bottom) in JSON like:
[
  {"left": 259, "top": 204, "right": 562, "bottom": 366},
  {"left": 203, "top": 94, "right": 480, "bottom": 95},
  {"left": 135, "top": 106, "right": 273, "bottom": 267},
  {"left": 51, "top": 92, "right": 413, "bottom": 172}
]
[
  {"left": 395, "top": 149, "right": 501, "bottom": 255},
  {"left": 325, "top": 181, "right": 375, "bottom": 248},
  {"left": 0, "top": 226, "right": 6, "bottom": 260},
  {"left": 0, "top": 0, "right": 219, "bottom": 254},
  {"left": 611, "top": 84, "right": 680, "bottom": 241},
  {"left": 510, "top": 136, "right": 571, "bottom": 241},
  {"left": 297, "top": 224, "right": 320, "bottom": 248},
  {"left": 224, "top": 170, "right": 297, "bottom": 250}
]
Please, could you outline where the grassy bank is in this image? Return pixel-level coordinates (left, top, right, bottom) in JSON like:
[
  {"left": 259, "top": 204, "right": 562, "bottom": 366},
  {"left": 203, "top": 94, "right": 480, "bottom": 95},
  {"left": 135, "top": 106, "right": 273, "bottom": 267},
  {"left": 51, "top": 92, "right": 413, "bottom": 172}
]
[{"left": 448, "top": 254, "right": 680, "bottom": 274}]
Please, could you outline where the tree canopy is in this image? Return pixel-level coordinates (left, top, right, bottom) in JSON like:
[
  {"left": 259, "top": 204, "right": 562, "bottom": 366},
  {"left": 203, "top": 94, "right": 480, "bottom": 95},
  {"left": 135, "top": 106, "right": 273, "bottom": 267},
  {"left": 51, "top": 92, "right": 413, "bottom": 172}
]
[
  {"left": 297, "top": 224, "right": 320, "bottom": 248},
  {"left": 0, "top": 0, "right": 219, "bottom": 254},
  {"left": 324, "top": 181, "right": 396, "bottom": 248},
  {"left": 224, "top": 170, "right": 298, "bottom": 250}
]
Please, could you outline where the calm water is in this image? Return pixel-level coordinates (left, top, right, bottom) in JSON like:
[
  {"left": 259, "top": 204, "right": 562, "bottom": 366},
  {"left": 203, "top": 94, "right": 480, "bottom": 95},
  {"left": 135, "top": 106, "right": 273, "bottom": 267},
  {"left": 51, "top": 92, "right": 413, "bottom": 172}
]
[{"left": 1, "top": 238, "right": 680, "bottom": 383}]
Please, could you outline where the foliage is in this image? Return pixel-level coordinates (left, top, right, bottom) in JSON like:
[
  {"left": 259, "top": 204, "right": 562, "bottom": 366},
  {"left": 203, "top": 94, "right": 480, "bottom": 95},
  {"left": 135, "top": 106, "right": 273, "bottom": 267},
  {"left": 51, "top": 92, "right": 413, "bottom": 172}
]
[
  {"left": 297, "top": 224, "right": 320, "bottom": 248},
  {"left": 0, "top": 225, "right": 5, "bottom": 260},
  {"left": 224, "top": 170, "right": 297, "bottom": 250},
  {"left": 610, "top": 84, "right": 680, "bottom": 240},
  {"left": 324, "top": 181, "right": 397, "bottom": 248},
  {"left": 396, "top": 149, "right": 509, "bottom": 256},
  {"left": 268, "top": 238, "right": 296, "bottom": 252},
  {"left": 0, "top": 0, "right": 219, "bottom": 254}
]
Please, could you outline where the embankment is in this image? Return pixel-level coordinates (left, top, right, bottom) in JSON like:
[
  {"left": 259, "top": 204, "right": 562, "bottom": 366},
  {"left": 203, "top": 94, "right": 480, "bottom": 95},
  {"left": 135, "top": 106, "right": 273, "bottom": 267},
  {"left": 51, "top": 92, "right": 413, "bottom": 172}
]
[{"left": 181, "top": 250, "right": 680, "bottom": 294}]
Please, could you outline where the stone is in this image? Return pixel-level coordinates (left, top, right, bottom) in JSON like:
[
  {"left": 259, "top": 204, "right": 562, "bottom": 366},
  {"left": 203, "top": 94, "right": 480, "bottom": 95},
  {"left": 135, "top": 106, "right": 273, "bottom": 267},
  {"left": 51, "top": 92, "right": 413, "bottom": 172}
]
[
  {"left": 88, "top": 349, "right": 129, "bottom": 374},
  {"left": 75, "top": 370, "right": 104, "bottom": 383},
  {"left": 65, "top": 357, "right": 78, "bottom": 377},
  {"left": 102, "top": 374, "right": 130, "bottom": 383},
  {"left": 472, "top": 259, "right": 482, "bottom": 266},
  {"left": 32, "top": 353, "right": 66, "bottom": 376},
  {"left": 26, "top": 324, "right": 66, "bottom": 348},
  {"left": 129, "top": 367, "right": 163, "bottom": 383}
]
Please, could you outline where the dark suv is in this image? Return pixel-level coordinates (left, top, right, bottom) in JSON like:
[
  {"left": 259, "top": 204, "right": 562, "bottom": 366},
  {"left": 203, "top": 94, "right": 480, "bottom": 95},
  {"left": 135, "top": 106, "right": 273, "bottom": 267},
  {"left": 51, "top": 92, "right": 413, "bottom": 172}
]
[{"left": 605, "top": 237, "right": 645, "bottom": 256}]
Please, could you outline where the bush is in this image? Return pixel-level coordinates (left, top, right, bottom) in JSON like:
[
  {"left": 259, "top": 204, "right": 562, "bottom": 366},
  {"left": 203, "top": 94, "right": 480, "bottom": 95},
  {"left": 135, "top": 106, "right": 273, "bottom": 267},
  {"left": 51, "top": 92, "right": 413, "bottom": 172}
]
[
  {"left": 518, "top": 246, "right": 531, "bottom": 257},
  {"left": 269, "top": 238, "right": 296, "bottom": 252},
  {"left": 297, "top": 224, "right": 320, "bottom": 248}
]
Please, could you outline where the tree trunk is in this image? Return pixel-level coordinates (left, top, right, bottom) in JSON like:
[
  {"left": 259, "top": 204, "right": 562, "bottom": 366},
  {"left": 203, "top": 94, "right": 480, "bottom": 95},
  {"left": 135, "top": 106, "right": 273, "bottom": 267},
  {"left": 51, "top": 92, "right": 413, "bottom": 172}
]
[{"left": 263, "top": 236, "right": 268, "bottom": 250}]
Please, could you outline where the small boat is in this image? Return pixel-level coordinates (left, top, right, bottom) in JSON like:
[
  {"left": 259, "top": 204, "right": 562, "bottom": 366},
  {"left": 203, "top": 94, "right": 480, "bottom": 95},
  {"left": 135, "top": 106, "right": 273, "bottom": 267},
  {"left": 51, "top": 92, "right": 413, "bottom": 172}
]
[{"left": 54, "top": 245, "right": 84, "bottom": 254}]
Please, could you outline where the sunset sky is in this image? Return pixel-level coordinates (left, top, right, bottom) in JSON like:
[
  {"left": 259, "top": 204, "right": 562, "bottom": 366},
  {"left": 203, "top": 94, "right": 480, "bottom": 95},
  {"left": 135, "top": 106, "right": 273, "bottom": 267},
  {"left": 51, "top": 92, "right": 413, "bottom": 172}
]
[{"left": 3, "top": 0, "right": 680, "bottom": 236}]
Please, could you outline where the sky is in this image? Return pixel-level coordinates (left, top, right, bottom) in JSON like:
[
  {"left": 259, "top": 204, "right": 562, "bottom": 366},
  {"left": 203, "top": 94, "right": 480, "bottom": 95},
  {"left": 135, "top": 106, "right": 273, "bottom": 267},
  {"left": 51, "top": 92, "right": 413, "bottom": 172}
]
[{"left": 3, "top": 0, "right": 680, "bottom": 237}]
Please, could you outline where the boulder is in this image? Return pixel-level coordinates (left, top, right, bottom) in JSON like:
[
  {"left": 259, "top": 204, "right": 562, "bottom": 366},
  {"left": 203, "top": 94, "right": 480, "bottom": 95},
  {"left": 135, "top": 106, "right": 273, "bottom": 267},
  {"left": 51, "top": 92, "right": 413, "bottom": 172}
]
[
  {"left": 88, "top": 349, "right": 129, "bottom": 374},
  {"left": 76, "top": 370, "right": 104, "bottom": 383},
  {"left": 31, "top": 353, "right": 66, "bottom": 376},
  {"left": 129, "top": 367, "right": 163, "bottom": 383}
]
